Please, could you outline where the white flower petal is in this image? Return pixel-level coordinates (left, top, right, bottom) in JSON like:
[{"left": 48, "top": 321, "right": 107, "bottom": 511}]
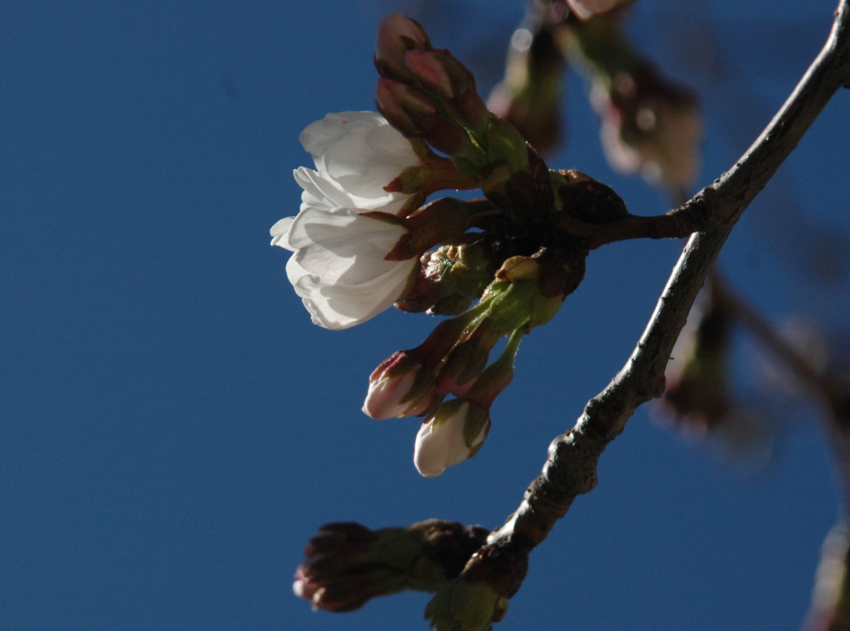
[
  {"left": 294, "top": 167, "right": 407, "bottom": 215},
  {"left": 300, "top": 112, "right": 417, "bottom": 199},
  {"left": 270, "top": 216, "right": 295, "bottom": 249},
  {"left": 289, "top": 257, "right": 417, "bottom": 330},
  {"left": 289, "top": 209, "right": 408, "bottom": 284},
  {"left": 274, "top": 111, "right": 424, "bottom": 329}
]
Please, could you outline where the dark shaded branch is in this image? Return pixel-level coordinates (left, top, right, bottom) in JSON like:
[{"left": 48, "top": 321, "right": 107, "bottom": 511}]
[
  {"left": 462, "top": 0, "right": 850, "bottom": 596},
  {"left": 558, "top": 197, "right": 725, "bottom": 250}
]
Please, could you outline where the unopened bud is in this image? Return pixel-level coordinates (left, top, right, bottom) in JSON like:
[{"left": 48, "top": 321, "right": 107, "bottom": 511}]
[
  {"left": 414, "top": 399, "right": 490, "bottom": 477},
  {"left": 363, "top": 351, "right": 436, "bottom": 420},
  {"left": 375, "top": 13, "right": 432, "bottom": 82},
  {"left": 805, "top": 523, "right": 850, "bottom": 631},
  {"left": 488, "top": 25, "right": 564, "bottom": 154},
  {"left": 661, "top": 281, "right": 731, "bottom": 429},
  {"left": 406, "top": 49, "right": 468, "bottom": 100},
  {"left": 592, "top": 68, "right": 701, "bottom": 190},
  {"left": 294, "top": 519, "right": 490, "bottom": 613}
]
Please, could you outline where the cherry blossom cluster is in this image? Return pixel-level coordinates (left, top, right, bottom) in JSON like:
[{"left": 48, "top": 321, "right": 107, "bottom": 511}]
[{"left": 272, "top": 13, "right": 626, "bottom": 479}]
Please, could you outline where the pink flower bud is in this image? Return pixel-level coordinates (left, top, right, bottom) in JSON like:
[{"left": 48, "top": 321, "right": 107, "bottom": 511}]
[
  {"left": 363, "top": 351, "right": 435, "bottom": 420},
  {"left": 405, "top": 50, "right": 465, "bottom": 100},
  {"left": 375, "top": 13, "right": 432, "bottom": 82}
]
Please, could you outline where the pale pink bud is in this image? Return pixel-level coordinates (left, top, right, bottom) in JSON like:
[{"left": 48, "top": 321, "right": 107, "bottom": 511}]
[
  {"left": 375, "top": 13, "right": 432, "bottom": 82},
  {"left": 363, "top": 351, "right": 434, "bottom": 420},
  {"left": 414, "top": 400, "right": 489, "bottom": 477},
  {"left": 405, "top": 50, "right": 464, "bottom": 100}
]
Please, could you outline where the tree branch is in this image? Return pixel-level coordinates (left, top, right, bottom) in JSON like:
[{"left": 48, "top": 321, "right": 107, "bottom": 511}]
[{"left": 462, "top": 0, "right": 850, "bottom": 599}]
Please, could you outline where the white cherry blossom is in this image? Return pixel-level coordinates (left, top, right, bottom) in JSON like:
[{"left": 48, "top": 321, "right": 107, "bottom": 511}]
[
  {"left": 295, "top": 111, "right": 418, "bottom": 215},
  {"left": 273, "top": 207, "right": 416, "bottom": 330},
  {"left": 272, "top": 112, "right": 421, "bottom": 329}
]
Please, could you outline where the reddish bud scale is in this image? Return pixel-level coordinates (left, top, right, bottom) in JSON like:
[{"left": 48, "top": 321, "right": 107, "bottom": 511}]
[{"left": 384, "top": 197, "right": 476, "bottom": 261}]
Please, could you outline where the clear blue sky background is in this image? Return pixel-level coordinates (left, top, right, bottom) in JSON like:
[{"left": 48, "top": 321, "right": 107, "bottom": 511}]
[{"left": 2, "top": 1, "right": 849, "bottom": 629}]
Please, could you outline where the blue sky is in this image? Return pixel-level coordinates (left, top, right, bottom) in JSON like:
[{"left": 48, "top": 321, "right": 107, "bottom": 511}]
[{"left": 2, "top": 1, "right": 849, "bottom": 629}]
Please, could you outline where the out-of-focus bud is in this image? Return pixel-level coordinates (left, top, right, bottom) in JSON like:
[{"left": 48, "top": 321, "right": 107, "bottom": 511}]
[
  {"left": 424, "top": 576, "right": 507, "bottom": 631},
  {"left": 414, "top": 399, "right": 490, "bottom": 477},
  {"left": 569, "top": 14, "right": 702, "bottom": 191},
  {"left": 592, "top": 68, "right": 701, "bottom": 190},
  {"left": 375, "top": 13, "right": 433, "bottom": 82},
  {"left": 660, "top": 280, "right": 732, "bottom": 430},
  {"left": 294, "top": 519, "right": 490, "bottom": 613},
  {"left": 363, "top": 351, "right": 437, "bottom": 420},
  {"left": 488, "top": 24, "right": 565, "bottom": 154},
  {"left": 804, "top": 522, "right": 850, "bottom": 631},
  {"left": 567, "top": 0, "right": 635, "bottom": 20}
]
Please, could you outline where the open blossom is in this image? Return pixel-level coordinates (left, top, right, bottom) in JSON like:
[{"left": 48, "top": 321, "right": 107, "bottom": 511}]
[
  {"left": 272, "top": 208, "right": 417, "bottom": 330},
  {"left": 293, "top": 111, "right": 419, "bottom": 215},
  {"left": 272, "top": 111, "right": 421, "bottom": 329}
]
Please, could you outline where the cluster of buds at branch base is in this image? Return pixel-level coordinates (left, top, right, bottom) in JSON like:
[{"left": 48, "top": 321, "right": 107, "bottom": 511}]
[
  {"left": 293, "top": 520, "right": 489, "bottom": 613},
  {"left": 569, "top": 12, "right": 702, "bottom": 191},
  {"left": 367, "top": 256, "right": 572, "bottom": 476}
]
